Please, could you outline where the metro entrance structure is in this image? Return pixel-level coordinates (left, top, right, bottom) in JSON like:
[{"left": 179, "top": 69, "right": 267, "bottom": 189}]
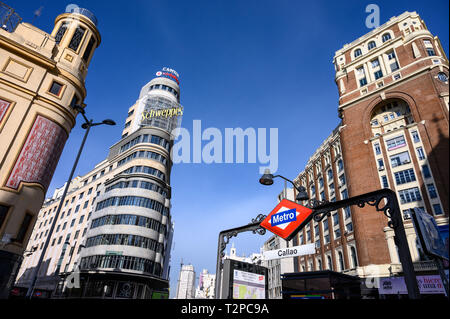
[{"left": 215, "top": 173, "right": 421, "bottom": 299}]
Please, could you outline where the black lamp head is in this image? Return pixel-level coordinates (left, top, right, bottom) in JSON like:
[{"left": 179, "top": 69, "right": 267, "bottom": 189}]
[
  {"left": 295, "top": 186, "right": 310, "bottom": 201},
  {"left": 102, "top": 119, "right": 116, "bottom": 126},
  {"left": 259, "top": 169, "right": 274, "bottom": 186}
]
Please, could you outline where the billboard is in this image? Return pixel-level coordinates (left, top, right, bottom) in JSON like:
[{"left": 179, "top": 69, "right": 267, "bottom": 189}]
[{"left": 155, "top": 67, "right": 180, "bottom": 84}]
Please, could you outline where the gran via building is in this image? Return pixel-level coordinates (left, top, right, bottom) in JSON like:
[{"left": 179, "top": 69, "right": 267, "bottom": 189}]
[{"left": 14, "top": 69, "right": 182, "bottom": 299}]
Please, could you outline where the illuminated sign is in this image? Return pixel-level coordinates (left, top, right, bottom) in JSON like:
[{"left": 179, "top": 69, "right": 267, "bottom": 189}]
[{"left": 155, "top": 67, "right": 180, "bottom": 84}]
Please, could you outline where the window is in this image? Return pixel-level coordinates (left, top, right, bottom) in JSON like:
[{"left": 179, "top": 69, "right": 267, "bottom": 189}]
[
  {"left": 74, "top": 230, "right": 80, "bottom": 240},
  {"left": 58, "top": 236, "right": 62, "bottom": 244},
  {"left": 381, "top": 175, "right": 389, "bottom": 188},
  {"left": 374, "top": 70, "right": 383, "bottom": 80},
  {"left": 319, "top": 177, "right": 324, "bottom": 188},
  {"left": 323, "top": 219, "right": 329, "bottom": 232},
  {"left": 339, "top": 174, "right": 346, "bottom": 186},
  {"left": 314, "top": 225, "right": 319, "bottom": 238},
  {"left": 337, "top": 160, "right": 344, "bottom": 172},
  {"left": 387, "top": 51, "right": 396, "bottom": 60},
  {"left": 377, "top": 158, "right": 384, "bottom": 169},
  {"left": 394, "top": 169, "right": 416, "bottom": 185},
  {"left": 320, "top": 191, "right": 326, "bottom": 201},
  {"left": 68, "top": 26, "right": 86, "bottom": 51},
  {"left": 390, "top": 61, "right": 399, "bottom": 72},
  {"left": 79, "top": 215, "right": 84, "bottom": 224},
  {"left": 386, "top": 135, "right": 406, "bottom": 150},
  {"left": 75, "top": 205, "right": 80, "bottom": 213},
  {"left": 426, "top": 48, "right": 436, "bottom": 56},
  {"left": 374, "top": 143, "right": 381, "bottom": 155},
  {"left": 346, "top": 222, "right": 353, "bottom": 232},
  {"left": 422, "top": 164, "right": 431, "bottom": 178},
  {"left": 49, "top": 81, "right": 63, "bottom": 96},
  {"left": 350, "top": 246, "right": 358, "bottom": 268},
  {"left": 341, "top": 189, "right": 348, "bottom": 200},
  {"left": 124, "top": 121, "right": 131, "bottom": 128},
  {"left": 371, "top": 59, "right": 380, "bottom": 68},
  {"left": 359, "top": 77, "right": 368, "bottom": 87},
  {"left": 427, "top": 184, "right": 438, "bottom": 198},
  {"left": 62, "top": 222, "right": 67, "bottom": 230},
  {"left": 390, "top": 151, "right": 410, "bottom": 167},
  {"left": 368, "top": 41, "right": 376, "bottom": 50},
  {"left": 382, "top": 33, "right": 391, "bottom": 42},
  {"left": 324, "top": 235, "right": 330, "bottom": 244},
  {"left": 371, "top": 119, "right": 379, "bottom": 126},
  {"left": 332, "top": 214, "right": 339, "bottom": 226},
  {"left": 416, "top": 147, "right": 425, "bottom": 160},
  {"left": 354, "top": 48, "right": 362, "bottom": 58},
  {"left": 54, "top": 22, "right": 69, "bottom": 44},
  {"left": 70, "top": 219, "right": 75, "bottom": 227},
  {"left": 15, "top": 213, "right": 33, "bottom": 243},
  {"left": 338, "top": 251, "right": 345, "bottom": 271},
  {"left": 335, "top": 228, "right": 341, "bottom": 239},
  {"left": 402, "top": 209, "right": 412, "bottom": 220},
  {"left": 0, "top": 205, "right": 9, "bottom": 230},
  {"left": 411, "top": 130, "right": 420, "bottom": 143},
  {"left": 88, "top": 188, "right": 93, "bottom": 195},
  {"left": 82, "top": 36, "right": 95, "bottom": 63},
  {"left": 433, "top": 204, "right": 443, "bottom": 215},
  {"left": 79, "top": 192, "right": 84, "bottom": 199},
  {"left": 344, "top": 207, "right": 351, "bottom": 219},
  {"left": 327, "top": 255, "right": 333, "bottom": 270},
  {"left": 83, "top": 201, "right": 89, "bottom": 209},
  {"left": 398, "top": 187, "right": 422, "bottom": 204}
]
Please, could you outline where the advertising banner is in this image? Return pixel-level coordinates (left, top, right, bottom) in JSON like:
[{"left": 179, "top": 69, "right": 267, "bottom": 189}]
[{"left": 379, "top": 274, "right": 448, "bottom": 295}]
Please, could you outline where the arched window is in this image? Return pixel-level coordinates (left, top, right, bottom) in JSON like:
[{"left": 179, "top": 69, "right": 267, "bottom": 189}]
[
  {"left": 350, "top": 246, "right": 358, "bottom": 268},
  {"left": 382, "top": 33, "right": 392, "bottom": 42},
  {"left": 338, "top": 251, "right": 345, "bottom": 271},
  {"left": 327, "top": 256, "right": 333, "bottom": 270},
  {"left": 354, "top": 48, "right": 362, "bottom": 58},
  {"left": 368, "top": 41, "right": 377, "bottom": 50},
  {"left": 318, "top": 259, "right": 322, "bottom": 270}
]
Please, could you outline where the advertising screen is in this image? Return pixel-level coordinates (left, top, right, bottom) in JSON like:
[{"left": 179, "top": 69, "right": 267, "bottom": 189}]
[{"left": 232, "top": 269, "right": 266, "bottom": 299}]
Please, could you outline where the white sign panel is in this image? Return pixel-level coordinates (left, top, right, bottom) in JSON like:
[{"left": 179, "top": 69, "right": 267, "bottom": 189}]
[{"left": 263, "top": 244, "right": 315, "bottom": 261}]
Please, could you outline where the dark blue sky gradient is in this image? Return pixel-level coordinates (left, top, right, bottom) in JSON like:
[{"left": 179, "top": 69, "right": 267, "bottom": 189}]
[{"left": 9, "top": 0, "right": 449, "bottom": 296}]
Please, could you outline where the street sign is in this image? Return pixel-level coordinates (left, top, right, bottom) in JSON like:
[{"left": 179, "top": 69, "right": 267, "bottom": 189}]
[
  {"left": 263, "top": 243, "right": 315, "bottom": 261},
  {"left": 411, "top": 207, "right": 449, "bottom": 260},
  {"left": 260, "top": 199, "right": 314, "bottom": 241}
]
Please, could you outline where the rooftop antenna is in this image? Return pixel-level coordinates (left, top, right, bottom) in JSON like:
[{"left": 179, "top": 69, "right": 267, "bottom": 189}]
[{"left": 32, "top": 6, "right": 43, "bottom": 24}]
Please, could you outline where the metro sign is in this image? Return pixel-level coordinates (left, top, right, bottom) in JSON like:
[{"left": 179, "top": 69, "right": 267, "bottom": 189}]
[{"left": 260, "top": 199, "right": 314, "bottom": 241}]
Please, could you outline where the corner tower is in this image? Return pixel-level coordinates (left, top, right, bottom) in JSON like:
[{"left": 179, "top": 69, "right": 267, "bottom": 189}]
[{"left": 0, "top": 3, "right": 100, "bottom": 297}]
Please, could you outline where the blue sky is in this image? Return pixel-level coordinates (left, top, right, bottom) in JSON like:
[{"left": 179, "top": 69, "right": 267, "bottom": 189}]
[{"left": 10, "top": 0, "right": 449, "bottom": 297}]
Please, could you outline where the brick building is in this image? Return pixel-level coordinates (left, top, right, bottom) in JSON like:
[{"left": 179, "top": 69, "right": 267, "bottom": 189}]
[{"left": 285, "top": 11, "right": 448, "bottom": 291}]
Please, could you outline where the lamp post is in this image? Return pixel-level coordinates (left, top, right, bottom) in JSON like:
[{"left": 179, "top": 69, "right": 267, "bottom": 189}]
[
  {"left": 259, "top": 169, "right": 421, "bottom": 299},
  {"left": 25, "top": 106, "right": 115, "bottom": 299}
]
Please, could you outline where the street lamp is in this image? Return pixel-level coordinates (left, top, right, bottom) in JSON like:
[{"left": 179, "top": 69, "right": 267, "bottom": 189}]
[
  {"left": 259, "top": 169, "right": 309, "bottom": 202},
  {"left": 25, "top": 105, "right": 115, "bottom": 299}
]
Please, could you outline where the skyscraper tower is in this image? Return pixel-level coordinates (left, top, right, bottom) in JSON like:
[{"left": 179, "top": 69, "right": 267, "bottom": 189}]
[
  {"left": 78, "top": 69, "right": 181, "bottom": 298},
  {"left": 15, "top": 68, "right": 182, "bottom": 299},
  {"left": 0, "top": 3, "right": 101, "bottom": 298}
]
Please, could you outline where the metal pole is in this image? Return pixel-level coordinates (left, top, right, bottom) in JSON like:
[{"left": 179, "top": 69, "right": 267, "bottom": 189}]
[
  {"left": 26, "top": 121, "right": 92, "bottom": 298},
  {"left": 434, "top": 257, "right": 449, "bottom": 297}
]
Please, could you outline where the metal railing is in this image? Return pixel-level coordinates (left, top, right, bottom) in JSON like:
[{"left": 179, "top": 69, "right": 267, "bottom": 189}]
[
  {"left": 0, "top": 2, "right": 22, "bottom": 32},
  {"left": 66, "top": 7, "right": 98, "bottom": 26}
]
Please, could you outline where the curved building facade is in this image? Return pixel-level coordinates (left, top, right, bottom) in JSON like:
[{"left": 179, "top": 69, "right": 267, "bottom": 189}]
[{"left": 70, "top": 70, "right": 180, "bottom": 298}]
